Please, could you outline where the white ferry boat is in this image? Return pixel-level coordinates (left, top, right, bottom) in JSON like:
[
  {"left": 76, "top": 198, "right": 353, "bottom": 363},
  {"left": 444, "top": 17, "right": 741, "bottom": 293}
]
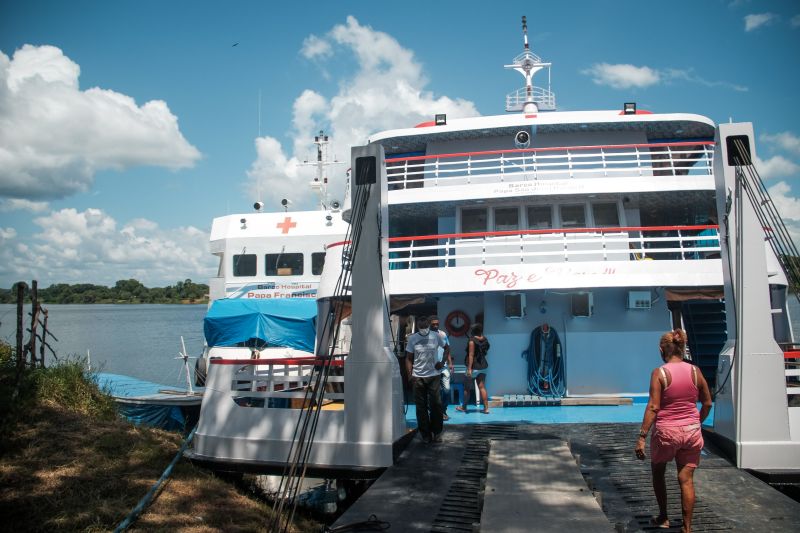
[
  {"left": 189, "top": 19, "right": 799, "bottom": 476},
  {"left": 192, "top": 134, "right": 348, "bottom": 406},
  {"left": 194, "top": 132, "right": 349, "bottom": 372}
]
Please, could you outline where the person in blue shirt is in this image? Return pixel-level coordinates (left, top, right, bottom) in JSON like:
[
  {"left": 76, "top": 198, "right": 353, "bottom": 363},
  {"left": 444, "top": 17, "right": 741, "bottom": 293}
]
[{"left": 405, "top": 316, "right": 450, "bottom": 443}]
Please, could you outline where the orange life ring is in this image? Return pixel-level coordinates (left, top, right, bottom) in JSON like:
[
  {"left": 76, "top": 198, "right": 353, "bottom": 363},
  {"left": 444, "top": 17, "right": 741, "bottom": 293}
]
[{"left": 445, "top": 310, "right": 471, "bottom": 337}]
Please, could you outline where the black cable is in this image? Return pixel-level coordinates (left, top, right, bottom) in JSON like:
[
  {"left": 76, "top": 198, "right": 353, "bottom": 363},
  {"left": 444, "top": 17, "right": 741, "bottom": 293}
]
[{"left": 270, "top": 173, "right": 374, "bottom": 532}]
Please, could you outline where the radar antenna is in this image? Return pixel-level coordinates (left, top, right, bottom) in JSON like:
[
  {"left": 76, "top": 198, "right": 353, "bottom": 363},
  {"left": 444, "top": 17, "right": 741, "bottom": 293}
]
[{"left": 505, "top": 16, "right": 555, "bottom": 113}]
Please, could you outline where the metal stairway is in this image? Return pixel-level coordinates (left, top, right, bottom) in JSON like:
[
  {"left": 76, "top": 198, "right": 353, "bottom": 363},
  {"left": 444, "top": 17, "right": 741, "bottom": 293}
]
[{"left": 682, "top": 299, "right": 727, "bottom": 388}]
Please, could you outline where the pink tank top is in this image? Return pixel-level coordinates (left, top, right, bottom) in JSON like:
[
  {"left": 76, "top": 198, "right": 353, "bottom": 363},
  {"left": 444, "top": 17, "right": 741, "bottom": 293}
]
[{"left": 656, "top": 361, "right": 700, "bottom": 427}]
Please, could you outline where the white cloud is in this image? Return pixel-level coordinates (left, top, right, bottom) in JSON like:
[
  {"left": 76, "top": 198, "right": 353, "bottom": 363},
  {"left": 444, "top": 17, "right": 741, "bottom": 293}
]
[
  {"left": 247, "top": 16, "right": 479, "bottom": 209},
  {"left": 0, "top": 198, "right": 49, "bottom": 212},
  {"left": 301, "top": 35, "right": 332, "bottom": 59},
  {"left": 0, "top": 207, "right": 215, "bottom": 287},
  {"left": 663, "top": 68, "right": 748, "bottom": 92},
  {"left": 766, "top": 182, "right": 800, "bottom": 249},
  {"left": 0, "top": 227, "right": 16, "bottom": 240},
  {"left": 761, "top": 131, "right": 800, "bottom": 155},
  {"left": 755, "top": 155, "right": 800, "bottom": 180},
  {"left": 768, "top": 182, "right": 800, "bottom": 220},
  {"left": 791, "top": 15, "right": 800, "bottom": 28},
  {"left": 744, "top": 13, "right": 777, "bottom": 32},
  {"left": 582, "top": 63, "right": 660, "bottom": 89},
  {"left": 0, "top": 45, "right": 201, "bottom": 200},
  {"left": 582, "top": 63, "right": 747, "bottom": 92}
]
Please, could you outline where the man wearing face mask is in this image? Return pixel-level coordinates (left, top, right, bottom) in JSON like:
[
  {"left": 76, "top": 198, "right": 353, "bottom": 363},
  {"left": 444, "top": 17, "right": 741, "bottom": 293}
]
[
  {"left": 429, "top": 316, "right": 454, "bottom": 421},
  {"left": 405, "top": 316, "right": 450, "bottom": 443}
]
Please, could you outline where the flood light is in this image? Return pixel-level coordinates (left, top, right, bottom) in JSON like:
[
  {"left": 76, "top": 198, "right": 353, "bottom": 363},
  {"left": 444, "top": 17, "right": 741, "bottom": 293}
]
[
  {"left": 435, "top": 114, "right": 447, "bottom": 126},
  {"left": 624, "top": 102, "right": 637, "bottom": 115}
]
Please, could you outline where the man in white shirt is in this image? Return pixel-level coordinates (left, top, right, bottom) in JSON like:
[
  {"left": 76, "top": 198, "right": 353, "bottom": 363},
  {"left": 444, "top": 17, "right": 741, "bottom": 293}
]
[
  {"left": 430, "top": 316, "right": 453, "bottom": 421},
  {"left": 405, "top": 316, "right": 450, "bottom": 443}
]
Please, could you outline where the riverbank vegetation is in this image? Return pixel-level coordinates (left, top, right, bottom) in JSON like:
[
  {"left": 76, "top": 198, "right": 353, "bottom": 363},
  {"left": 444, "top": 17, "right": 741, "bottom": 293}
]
[
  {"left": 0, "top": 342, "right": 319, "bottom": 532},
  {"left": 0, "top": 278, "right": 209, "bottom": 304}
]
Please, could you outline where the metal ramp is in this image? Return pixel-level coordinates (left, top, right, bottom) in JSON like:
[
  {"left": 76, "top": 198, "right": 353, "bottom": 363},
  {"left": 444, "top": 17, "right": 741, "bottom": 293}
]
[{"left": 482, "top": 439, "right": 614, "bottom": 532}]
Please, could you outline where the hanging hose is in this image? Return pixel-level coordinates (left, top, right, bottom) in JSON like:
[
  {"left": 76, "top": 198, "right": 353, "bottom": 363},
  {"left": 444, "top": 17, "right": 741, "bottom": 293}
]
[
  {"left": 114, "top": 426, "right": 197, "bottom": 532},
  {"left": 521, "top": 325, "right": 565, "bottom": 398}
]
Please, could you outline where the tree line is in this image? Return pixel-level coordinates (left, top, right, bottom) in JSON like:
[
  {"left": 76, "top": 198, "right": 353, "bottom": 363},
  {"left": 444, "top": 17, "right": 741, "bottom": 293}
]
[{"left": 0, "top": 279, "right": 209, "bottom": 304}]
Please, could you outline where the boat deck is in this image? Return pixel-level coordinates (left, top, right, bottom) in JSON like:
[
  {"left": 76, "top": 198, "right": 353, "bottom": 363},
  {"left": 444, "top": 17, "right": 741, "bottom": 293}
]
[{"left": 332, "top": 422, "right": 800, "bottom": 532}]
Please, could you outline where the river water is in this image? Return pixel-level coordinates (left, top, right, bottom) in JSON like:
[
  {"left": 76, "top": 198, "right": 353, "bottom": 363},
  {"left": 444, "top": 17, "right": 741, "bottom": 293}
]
[
  {"left": 1, "top": 299, "right": 798, "bottom": 387},
  {"left": 0, "top": 304, "right": 207, "bottom": 387}
]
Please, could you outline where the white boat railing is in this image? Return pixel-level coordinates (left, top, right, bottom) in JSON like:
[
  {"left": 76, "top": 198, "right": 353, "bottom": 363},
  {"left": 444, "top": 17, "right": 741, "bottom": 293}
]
[
  {"left": 385, "top": 141, "right": 715, "bottom": 190},
  {"left": 383, "top": 224, "right": 720, "bottom": 269},
  {"left": 208, "top": 356, "right": 345, "bottom": 409},
  {"left": 506, "top": 85, "right": 556, "bottom": 112}
]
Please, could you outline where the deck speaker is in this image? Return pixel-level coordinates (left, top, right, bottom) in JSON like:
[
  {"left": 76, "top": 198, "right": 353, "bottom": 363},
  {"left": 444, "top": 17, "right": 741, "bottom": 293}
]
[
  {"left": 504, "top": 293, "right": 526, "bottom": 319},
  {"left": 571, "top": 292, "right": 593, "bottom": 317}
]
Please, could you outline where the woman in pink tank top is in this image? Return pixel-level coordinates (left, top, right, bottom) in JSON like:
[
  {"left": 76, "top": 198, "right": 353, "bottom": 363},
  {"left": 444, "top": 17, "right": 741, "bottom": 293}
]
[{"left": 634, "top": 329, "right": 712, "bottom": 533}]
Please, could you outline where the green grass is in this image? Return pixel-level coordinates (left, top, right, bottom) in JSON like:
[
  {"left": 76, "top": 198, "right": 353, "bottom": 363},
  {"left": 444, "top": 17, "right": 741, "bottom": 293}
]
[{"left": 0, "top": 341, "right": 321, "bottom": 532}]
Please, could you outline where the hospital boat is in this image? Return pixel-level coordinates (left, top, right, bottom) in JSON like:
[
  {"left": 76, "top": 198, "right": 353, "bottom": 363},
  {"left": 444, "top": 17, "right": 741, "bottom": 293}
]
[{"left": 190, "top": 18, "right": 800, "bottom": 477}]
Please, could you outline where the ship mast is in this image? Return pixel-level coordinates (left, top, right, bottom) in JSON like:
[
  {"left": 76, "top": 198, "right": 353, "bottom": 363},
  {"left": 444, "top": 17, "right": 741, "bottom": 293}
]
[
  {"left": 504, "top": 16, "right": 555, "bottom": 113},
  {"left": 299, "top": 130, "right": 344, "bottom": 210}
]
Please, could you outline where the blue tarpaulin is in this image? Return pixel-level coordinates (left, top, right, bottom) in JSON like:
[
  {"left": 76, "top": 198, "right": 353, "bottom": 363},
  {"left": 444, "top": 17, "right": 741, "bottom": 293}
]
[
  {"left": 95, "top": 373, "right": 190, "bottom": 431},
  {"left": 203, "top": 298, "right": 317, "bottom": 352}
]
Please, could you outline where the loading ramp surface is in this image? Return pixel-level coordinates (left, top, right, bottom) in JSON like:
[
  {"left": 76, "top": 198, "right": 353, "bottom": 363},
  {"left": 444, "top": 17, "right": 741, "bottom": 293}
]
[{"left": 331, "top": 423, "right": 800, "bottom": 532}]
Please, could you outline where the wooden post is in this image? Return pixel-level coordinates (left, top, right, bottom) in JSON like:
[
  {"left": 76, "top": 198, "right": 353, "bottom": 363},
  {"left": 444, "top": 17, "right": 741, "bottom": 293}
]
[
  {"left": 28, "top": 280, "right": 38, "bottom": 367},
  {"left": 16, "top": 282, "right": 24, "bottom": 373},
  {"left": 13, "top": 283, "right": 25, "bottom": 401}
]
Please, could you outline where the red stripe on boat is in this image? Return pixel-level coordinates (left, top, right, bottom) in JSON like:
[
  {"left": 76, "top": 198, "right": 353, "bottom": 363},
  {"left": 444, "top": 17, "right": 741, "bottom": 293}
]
[{"left": 210, "top": 357, "right": 345, "bottom": 366}]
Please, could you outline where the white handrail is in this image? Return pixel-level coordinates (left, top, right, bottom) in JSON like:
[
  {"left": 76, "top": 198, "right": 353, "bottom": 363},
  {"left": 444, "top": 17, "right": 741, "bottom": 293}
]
[
  {"left": 387, "top": 142, "right": 714, "bottom": 190},
  {"left": 387, "top": 228, "right": 720, "bottom": 269}
]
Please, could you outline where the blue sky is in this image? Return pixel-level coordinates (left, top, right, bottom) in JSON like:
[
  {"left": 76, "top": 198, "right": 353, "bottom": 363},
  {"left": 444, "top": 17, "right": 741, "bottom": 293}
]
[{"left": 0, "top": 0, "right": 798, "bottom": 288}]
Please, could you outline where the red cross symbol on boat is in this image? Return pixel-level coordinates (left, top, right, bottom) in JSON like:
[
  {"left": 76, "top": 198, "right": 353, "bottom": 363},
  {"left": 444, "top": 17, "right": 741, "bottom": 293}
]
[{"left": 276, "top": 216, "right": 297, "bottom": 234}]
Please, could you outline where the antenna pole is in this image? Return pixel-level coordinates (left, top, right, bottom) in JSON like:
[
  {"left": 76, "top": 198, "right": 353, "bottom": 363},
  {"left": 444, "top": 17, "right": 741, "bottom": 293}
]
[
  {"left": 298, "top": 130, "right": 344, "bottom": 210},
  {"left": 522, "top": 16, "right": 529, "bottom": 50}
]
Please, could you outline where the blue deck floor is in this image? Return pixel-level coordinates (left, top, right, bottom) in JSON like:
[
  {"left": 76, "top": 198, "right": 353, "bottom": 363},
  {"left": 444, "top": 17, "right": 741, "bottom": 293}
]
[{"left": 404, "top": 401, "right": 715, "bottom": 426}]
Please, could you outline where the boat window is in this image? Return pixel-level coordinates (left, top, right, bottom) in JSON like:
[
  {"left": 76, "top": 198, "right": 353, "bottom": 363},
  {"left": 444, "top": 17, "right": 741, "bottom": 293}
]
[
  {"left": 527, "top": 206, "right": 553, "bottom": 229},
  {"left": 592, "top": 203, "right": 620, "bottom": 227},
  {"left": 312, "top": 252, "right": 326, "bottom": 275},
  {"left": 461, "top": 207, "right": 487, "bottom": 234},
  {"left": 233, "top": 254, "right": 257, "bottom": 277},
  {"left": 494, "top": 207, "right": 519, "bottom": 231},
  {"left": 265, "top": 253, "right": 304, "bottom": 276},
  {"left": 559, "top": 204, "right": 586, "bottom": 229}
]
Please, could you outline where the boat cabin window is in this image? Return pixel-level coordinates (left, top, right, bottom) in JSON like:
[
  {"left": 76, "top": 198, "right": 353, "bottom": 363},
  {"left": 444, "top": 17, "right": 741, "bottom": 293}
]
[
  {"left": 592, "top": 203, "right": 620, "bottom": 227},
  {"left": 312, "top": 252, "right": 326, "bottom": 275},
  {"left": 461, "top": 207, "right": 487, "bottom": 234},
  {"left": 233, "top": 254, "right": 257, "bottom": 277},
  {"left": 559, "top": 204, "right": 586, "bottom": 229},
  {"left": 494, "top": 207, "right": 520, "bottom": 231},
  {"left": 265, "top": 253, "right": 304, "bottom": 276},
  {"left": 527, "top": 206, "right": 553, "bottom": 229}
]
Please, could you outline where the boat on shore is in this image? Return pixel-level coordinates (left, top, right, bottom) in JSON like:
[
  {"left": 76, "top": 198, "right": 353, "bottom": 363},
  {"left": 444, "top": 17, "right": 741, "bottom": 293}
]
[{"left": 188, "top": 17, "right": 799, "bottom": 480}]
